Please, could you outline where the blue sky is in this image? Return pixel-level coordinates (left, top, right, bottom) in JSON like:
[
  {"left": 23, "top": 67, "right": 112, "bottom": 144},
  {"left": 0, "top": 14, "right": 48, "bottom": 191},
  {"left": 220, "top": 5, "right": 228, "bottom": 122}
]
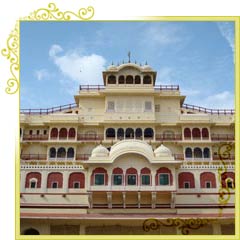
[{"left": 20, "top": 21, "right": 234, "bottom": 109}]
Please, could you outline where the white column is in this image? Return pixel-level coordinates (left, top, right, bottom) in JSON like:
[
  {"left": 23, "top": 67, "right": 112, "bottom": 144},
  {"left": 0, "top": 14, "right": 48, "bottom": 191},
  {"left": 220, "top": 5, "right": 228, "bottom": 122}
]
[
  {"left": 20, "top": 171, "right": 27, "bottom": 192},
  {"left": 138, "top": 192, "right": 141, "bottom": 208},
  {"left": 63, "top": 171, "right": 70, "bottom": 193},
  {"left": 122, "top": 192, "right": 126, "bottom": 208},
  {"left": 151, "top": 191, "right": 156, "bottom": 208},
  {"left": 88, "top": 192, "right": 93, "bottom": 208},
  {"left": 171, "top": 192, "right": 176, "bottom": 208},
  {"left": 41, "top": 171, "right": 48, "bottom": 192},
  {"left": 107, "top": 192, "right": 112, "bottom": 208},
  {"left": 212, "top": 223, "right": 221, "bottom": 234}
]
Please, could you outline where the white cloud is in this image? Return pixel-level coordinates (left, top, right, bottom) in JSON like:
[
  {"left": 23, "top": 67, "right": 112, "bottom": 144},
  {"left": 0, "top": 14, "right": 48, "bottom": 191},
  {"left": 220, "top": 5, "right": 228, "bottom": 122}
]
[
  {"left": 217, "top": 22, "right": 234, "bottom": 53},
  {"left": 49, "top": 44, "right": 106, "bottom": 86},
  {"left": 49, "top": 44, "right": 63, "bottom": 57},
  {"left": 203, "top": 91, "right": 234, "bottom": 109},
  {"left": 34, "top": 69, "right": 51, "bottom": 81},
  {"left": 143, "top": 23, "right": 183, "bottom": 46}
]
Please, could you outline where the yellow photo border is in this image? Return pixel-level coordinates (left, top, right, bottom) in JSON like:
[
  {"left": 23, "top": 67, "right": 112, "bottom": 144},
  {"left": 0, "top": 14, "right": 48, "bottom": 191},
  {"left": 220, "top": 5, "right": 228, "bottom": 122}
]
[{"left": 2, "top": 2, "right": 239, "bottom": 240}]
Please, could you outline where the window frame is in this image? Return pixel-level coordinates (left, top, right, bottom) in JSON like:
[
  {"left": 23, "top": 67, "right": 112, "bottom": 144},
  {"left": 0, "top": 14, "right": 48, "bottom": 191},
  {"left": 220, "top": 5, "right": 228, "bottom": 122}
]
[
  {"left": 52, "top": 182, "right": 58, "bottom": 189},
  {"left": 94, "top": 173, "right": 105, "bottom": 186},
  {"left": 205, "top": 181, "right": 212, "bottom": 188},
  {"left": 126, "top": 174, "right": 137, "bottom": 186},
  {"left": 183, "top": 181, "right": 190, "bottom": 189},
  {"left": 141, "top": 174, "right": 151, "bottom": 186},
  {"left": 107, "top": 101, "right": 115, "bottom": 112},
  {"left": 159, "top": 173, "right": 170, "bottom": 186},
  {"left": 29, "top": 178, "right": 37, "bottom": 189},
  {"left": 112, "top": 174, "right": 123, "bottom": 186},
  {"left": 144, "top": 101, "right": 152, "bottom": 112},
  {"left": 73, "top": 181, "right": 80, "bottom": 189}
]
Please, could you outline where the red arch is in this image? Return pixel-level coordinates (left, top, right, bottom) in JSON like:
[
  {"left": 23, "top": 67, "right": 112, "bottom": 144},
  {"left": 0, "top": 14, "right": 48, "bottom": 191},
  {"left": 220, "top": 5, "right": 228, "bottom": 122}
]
[
  {"left": 25, "top": 172, "right": 41, "bottom": 188},
  {"left": 68, "top": 128, "right": 76, "bottom": 138},
  {"left": 200, "top": 172, "right": 216, "bottom": 188},
  {"left": 178, "top": 172, "right": 195, "bottom": 188},
  {"left": 184, "top": 128, "right": 191, "bottom": 139},
  {"left": 112, "top": 167, "right": 123, "bottom": 174},
  {"left": 59, "top": 128, "right": 68, "bottom": 139},
  {"left": 68, "top": 172, "right": 85, "bottom": 188},
  {"left": 47, "top": 172, "right": 63, "bottom": 188},
  {"left": 192, "top": 128, "right": 201, "bottom": 139},
  {"left": 155, "top": 167, "right": 173, "bottom": 185},
  {"left": 50, "top": 128, "right": 58, "bottom": 138},
  {"left": 202, "top": 128, "right": 209, "bottom": 139},
  {"left": 221, "top": 172, "right": 235, "bottom": 188},
  {"left": 141, "top": 167, "right": 151, "bottom": 174},
  {"left": 91, "top": 167, "right": 108, "bottom": 185}
]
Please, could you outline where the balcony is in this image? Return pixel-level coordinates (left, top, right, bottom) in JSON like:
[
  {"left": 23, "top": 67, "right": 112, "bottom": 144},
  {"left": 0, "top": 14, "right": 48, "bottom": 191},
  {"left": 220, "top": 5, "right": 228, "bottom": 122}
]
[
  {"left": 20, "top": 154, "right": 47, "bottom": 161},
  {"left": 77, "top": 134, "right": 104, "bottom": 141},
  {"left": 76, "top": 154, "right": 91, "bottom": 161},
  {"left": 22, "top": 134, "right": 48, "bottom": 141},
  {"left": 156, "top": 134, "right": 182, "bottom": 141},
  {"left": 211, "top": 134, "right": 235, "bottom": 141}
]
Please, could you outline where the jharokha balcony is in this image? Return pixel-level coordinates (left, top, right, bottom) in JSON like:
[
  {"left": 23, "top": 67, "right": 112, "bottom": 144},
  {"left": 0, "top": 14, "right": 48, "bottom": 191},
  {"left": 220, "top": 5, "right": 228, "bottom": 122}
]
[
  {"left": 155, "top": 134, "right": 182, "bottom": 141},
  {"left": 20, "top": 154, "right": 47, "bottom": 161},
  {"left": 22, "top": 134, "right": 48, "bottom": 141},
  {"left": 77, "top": 134, "right": 104, "bottom": 141},
  {"left": 211, "top": 134, "right": 235, "bottom": 141}
]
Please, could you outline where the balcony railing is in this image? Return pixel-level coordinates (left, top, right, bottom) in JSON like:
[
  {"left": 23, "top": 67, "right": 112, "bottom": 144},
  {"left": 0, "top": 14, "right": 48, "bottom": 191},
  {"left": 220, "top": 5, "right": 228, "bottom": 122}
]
[
  {"left": 77, "top": 134, "right": 104, "bottom": 141},
  {"left": 22, "top": 134, "right": 48, "bottom": 141},
  {"left": 76, "top": 154, "right": 91, "bottom": 161},
  {"left": 21, "top": 103, "right": 77, "bottom": 115},
  {"left": 20, "top": 154, "right": 47, "bottom": 160},
  {"left": 182, "top": 103, "right": 234, "bottom": 115},
  {"left": 156, "top": 134, "right": 182, "bottom": 141},
  {"left": 211, "top": 134, "right": 235, "bottom": 141},
  {"left": 212, "top": 154, "right": 235, "bottom": 161},
  {"left": 154, "top": 85, "right": 179, "bottom": 91}
]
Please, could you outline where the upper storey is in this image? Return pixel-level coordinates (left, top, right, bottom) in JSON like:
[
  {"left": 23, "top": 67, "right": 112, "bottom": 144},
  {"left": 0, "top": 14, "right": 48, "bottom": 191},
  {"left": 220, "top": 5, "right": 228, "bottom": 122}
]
[{"left": 102, "top": 63, "right": 157, "bottom": 87}]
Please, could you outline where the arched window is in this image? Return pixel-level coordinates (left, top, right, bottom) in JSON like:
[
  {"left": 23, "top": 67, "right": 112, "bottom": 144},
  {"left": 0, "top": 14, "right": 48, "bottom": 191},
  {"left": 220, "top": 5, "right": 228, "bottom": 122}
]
[
  {"left": 192, "top": 128, "right": 201, "bottom": 139},
  {"left": 68, "top": 172, "right": 85, "bottom": 188},
  {"left": 221, "top": 172, "right": 235, "bottom": 188},
  {"left": 25, "top": 172, "right": 41, "bottom": 188},
  {"left": 135, "top": 75, "right": 141, "bottom": 84},
  {"left": 68, "top": 128, "right": 76, "bottom": 139},
  {"left": 185, "top": 148, "right": 193, "bottom": 158},
  {"left": 91, "top": 167, "right": 108, "bottom": 186},
  {"left": 126, "top": 75, "right": 134, "bottom": 84},
  {"left": 118, "top": 75, "right": 125, "bottom": 84},
  {"left": 117, "top": 128, "right": 124, "bottom": 139},
  {"left": 203, "top": 148, "right": 210, "bottom": 158},
  {"left": 200, "top": 172, "right": 216, "bottom": 188},
  {"left": 135, "top": 128, "right": 142, "bottom": 139},
  {"left": 67, "top": 148, "right": 74, "bottom": 159},
  {"left": 141, "top": 167, "right": 151, "bottom": 186},
  {"left": 47, "top": 172, "right": 63, "bottom": 188},
  {"left": 112, "top": 167, "right": 123, "bottom": 185},
  {"left": 108, "top": 75, "right": 116, "bottom": 84},
  {"left": 57, "top": 147, "right": 66, "bottom": 158},
  {"left": 23, "top": 228, "right": 40, "bottom": 235},
  {"left": 143, "top": 75, "right": 151, "bottom": 84},
  {"left": 202, "top": 128, "right": 209, "bottom": 139},
  {"left": 106, "top": 128, "right": 115, "bottom": 138},
  {"left": 126, "top": 168, "right": 138, "bottom": 185},
  {"left": 125, "top": 128, "right": 134, "bottom": 139},
  {"left": 59, "top": 128, "right": 67, "bottom": 139},
  {"left": 155, "top": 167, "right": 173, "bottom": 186},
  {"left": 49, "top": 147, "right": 56, "bottom": 158},
  {"left": 144, "top": 128, "right": 154, "bottom": 139},
  {"left": 194, "top": 148, "right": 203, "bottom": 159},
  {"left": 184, "top": 128, "right": 191, "bottom": 139},
  {"left": 50, "top": 128, "right": 58, "bottom": 139},
  {"left": 178, "top": 172, "right": 195, "bottom": 188}
]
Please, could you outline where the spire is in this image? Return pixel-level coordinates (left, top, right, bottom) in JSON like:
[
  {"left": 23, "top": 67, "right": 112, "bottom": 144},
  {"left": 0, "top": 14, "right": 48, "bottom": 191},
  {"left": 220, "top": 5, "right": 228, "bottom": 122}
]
[{"left": 128, "top": 51, "right": 131, "bottom": 63}]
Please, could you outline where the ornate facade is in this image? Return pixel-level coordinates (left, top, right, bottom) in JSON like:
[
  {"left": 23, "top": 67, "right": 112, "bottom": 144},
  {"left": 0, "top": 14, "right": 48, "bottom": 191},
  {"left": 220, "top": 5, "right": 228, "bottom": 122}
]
[{"left": 20, "top": 62, "right": 235, "bottom": 235}]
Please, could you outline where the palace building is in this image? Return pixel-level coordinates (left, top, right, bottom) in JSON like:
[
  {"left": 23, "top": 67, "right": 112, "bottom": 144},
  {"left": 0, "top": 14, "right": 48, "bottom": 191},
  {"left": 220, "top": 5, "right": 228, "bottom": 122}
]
[{"left": 20, "top": 62, "right": 235, "bottom": 235}]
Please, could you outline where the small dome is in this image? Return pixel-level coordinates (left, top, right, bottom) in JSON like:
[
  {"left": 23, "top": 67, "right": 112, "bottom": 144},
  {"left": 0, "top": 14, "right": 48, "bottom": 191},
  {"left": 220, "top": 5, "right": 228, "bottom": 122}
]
[
  {"left": 91, "top": 144, "right": 109, "bottom": 157},
  {"left": 142, "top": 64, "right": 152, "bottom": 70},
  {"left": 154, "top": 144, "right": 172, "bottom": 157},
  {"left": 107, "top": 64, "right": 117, "bottom": 70}
]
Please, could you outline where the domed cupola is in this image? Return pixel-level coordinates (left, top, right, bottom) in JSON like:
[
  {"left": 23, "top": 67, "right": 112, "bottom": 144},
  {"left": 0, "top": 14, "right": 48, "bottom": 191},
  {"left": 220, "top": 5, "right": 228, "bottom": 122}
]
[
  {"left": 107, "top": 64, "right": 117, "bottom": 71},
  {"left": 91, "top": 144, "right": 109, "bottom": 157},
  {"left": 154, "top": 144, "right": 172, "bottom": 157}
]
